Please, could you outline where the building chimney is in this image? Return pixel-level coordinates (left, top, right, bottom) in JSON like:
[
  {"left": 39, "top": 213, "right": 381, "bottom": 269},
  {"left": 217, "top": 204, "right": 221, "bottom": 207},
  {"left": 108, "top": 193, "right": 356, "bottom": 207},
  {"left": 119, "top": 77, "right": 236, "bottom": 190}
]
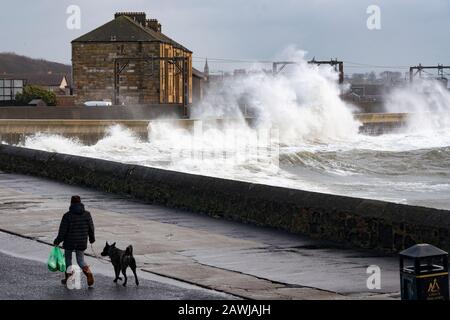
[
  {"left": 146, "top": 19, "right": 162, "bottom": 32},
  {"left": 115, "top": 12, "right": 146, "bottom": 26}
]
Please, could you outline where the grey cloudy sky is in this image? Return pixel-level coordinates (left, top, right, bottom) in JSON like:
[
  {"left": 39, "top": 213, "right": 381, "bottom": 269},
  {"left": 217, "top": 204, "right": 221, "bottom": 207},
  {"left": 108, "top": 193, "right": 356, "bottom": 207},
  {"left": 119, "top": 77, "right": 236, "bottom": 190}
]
[{"left": 1, "top": 0, "right": 449, "bottom": 74}]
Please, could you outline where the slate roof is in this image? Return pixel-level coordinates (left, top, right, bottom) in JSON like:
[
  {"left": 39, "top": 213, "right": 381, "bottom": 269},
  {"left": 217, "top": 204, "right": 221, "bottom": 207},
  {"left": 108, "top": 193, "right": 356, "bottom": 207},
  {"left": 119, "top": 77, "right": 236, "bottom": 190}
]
[
  {"left": 72, "top": 15, "right": 191, "bottom": 53},
  {"left": 2, "top": 73, "right": 70, "bottom": 87},
  {"left": 192, "top": 68, "right": 206, "bottom": 79}
]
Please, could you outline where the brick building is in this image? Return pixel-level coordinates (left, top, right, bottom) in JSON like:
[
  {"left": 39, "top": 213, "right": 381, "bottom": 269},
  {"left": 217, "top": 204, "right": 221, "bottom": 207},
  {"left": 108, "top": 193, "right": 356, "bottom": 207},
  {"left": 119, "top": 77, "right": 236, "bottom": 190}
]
[{"left": 72, "top": 12, "right": 192, "bottom": 107}]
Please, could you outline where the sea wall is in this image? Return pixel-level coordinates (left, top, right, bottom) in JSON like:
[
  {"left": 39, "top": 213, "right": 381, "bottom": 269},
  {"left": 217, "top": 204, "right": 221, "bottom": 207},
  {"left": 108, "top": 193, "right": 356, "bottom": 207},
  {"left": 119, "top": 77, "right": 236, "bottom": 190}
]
[
  {"left": 0, "top": 105, "right": 184, "bottom": 120},
  {"left": 1, "top": 144, "right": 449, "bottom": 253},
  {"left": 0, "top": 113, "right": 408, "bottom": 144},
  {"left": 0, "top": 118, "right": 249, "bottom": 144}
]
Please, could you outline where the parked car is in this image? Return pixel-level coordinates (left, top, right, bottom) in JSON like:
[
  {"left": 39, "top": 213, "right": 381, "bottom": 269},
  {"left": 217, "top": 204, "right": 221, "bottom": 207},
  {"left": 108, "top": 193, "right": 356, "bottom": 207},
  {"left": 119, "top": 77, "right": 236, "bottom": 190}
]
[{"left": 84, "top": 101, "right": 112, "bottom": 107}]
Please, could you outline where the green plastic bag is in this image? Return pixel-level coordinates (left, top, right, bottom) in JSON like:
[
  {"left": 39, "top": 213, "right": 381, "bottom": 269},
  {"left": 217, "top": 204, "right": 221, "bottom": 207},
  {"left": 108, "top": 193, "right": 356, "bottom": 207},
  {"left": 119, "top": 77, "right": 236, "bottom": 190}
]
[
  {"left": 56, "top": 248, "right": 66, "bottom": 272},
  {"left": 47, "top": 248, "right": 58, "bottom": 272},
  {"left": 48, "top": 247, "right": 66, "bottom": 272}
]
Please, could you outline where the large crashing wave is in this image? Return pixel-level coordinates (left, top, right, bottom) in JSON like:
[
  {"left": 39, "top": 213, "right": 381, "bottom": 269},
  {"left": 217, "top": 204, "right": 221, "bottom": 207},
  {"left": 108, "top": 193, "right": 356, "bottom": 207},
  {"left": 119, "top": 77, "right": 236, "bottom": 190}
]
[
  {"left": 192, "top": 50, "right": 360, "bottom": 145},
  {"left": 19, "top": 50, "right": 450, "bottom": 207}
]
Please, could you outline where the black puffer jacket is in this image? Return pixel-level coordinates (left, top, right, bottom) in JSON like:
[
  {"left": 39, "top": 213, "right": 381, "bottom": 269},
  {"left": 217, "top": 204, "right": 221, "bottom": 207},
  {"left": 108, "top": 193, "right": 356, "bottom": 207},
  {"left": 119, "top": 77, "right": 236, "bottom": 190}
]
[{"left": 54, "top": 203, "right": 95, "bottom": 251}]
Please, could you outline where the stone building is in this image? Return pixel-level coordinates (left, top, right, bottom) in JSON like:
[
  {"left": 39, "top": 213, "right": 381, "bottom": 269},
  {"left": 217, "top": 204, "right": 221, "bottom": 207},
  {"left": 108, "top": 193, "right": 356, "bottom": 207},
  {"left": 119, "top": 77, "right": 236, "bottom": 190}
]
[
  {"left": 192, "top": 68, "right": 207, "bottom": 105},
  {"left": 72, "top": 12, "right": 192, "bottom": 107}
]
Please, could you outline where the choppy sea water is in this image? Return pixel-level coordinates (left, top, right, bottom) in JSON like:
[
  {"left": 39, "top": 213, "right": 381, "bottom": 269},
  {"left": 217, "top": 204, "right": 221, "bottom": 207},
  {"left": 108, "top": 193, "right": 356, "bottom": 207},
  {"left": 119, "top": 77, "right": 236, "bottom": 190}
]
[
  {"left": 12, "top": 58, "right": 450, "bottom": 210},
  {"left": 18, "top": 120, "right": 450, "bottom": 210}
]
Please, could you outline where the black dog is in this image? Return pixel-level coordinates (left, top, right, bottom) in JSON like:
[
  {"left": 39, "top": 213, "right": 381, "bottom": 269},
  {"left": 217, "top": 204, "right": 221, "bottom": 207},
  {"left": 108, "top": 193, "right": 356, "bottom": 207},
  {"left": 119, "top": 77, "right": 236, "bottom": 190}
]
[{"left": 101, "top": 242, "right": 139, "bottom": 286}]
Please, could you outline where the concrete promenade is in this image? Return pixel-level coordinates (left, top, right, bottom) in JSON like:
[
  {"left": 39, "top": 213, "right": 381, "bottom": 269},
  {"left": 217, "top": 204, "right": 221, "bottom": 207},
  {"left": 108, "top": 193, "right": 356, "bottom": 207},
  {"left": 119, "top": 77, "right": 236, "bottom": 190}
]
[
  {"left": 0, "top": 232, "right": 233, "bottom": 300},
  {"left": 0, "top": 171, "right": 402, "bottom": 299}
]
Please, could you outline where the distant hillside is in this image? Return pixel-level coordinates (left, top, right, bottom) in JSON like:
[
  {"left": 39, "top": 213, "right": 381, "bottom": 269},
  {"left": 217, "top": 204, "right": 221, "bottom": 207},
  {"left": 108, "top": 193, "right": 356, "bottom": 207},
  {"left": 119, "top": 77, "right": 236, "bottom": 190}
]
[{"left": 0, "top": 52, "right": 71, "bottom": 75}]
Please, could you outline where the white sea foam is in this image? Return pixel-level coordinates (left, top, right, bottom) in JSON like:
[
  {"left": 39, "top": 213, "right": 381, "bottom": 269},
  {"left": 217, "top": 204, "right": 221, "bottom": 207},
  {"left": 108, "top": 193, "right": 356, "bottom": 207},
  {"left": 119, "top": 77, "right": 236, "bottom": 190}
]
[{"left": 19, "top": 50, "right": 450, "bottom": 208}]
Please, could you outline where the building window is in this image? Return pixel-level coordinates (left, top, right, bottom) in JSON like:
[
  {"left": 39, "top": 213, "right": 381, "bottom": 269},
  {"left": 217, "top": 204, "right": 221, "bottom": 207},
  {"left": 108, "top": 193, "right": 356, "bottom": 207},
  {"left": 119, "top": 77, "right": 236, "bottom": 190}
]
[{"left": 0, "top": 79, "right": 23, "bottom": 101}]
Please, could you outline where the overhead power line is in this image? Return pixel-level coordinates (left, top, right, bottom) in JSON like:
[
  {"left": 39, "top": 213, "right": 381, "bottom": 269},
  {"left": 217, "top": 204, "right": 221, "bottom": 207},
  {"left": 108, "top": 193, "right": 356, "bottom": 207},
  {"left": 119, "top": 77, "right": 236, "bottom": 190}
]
[
  {"left": 193, "top": 56, "right": 273, "bottom": 64},
  {"left": 194, "top": 56, "right": 411, "bottom": 69},
  {"left": 343, "top": 60, "right": 409, "bottom": 69},
  {"left": 345, "top": 66, "right": 408, "bottom": 70}
]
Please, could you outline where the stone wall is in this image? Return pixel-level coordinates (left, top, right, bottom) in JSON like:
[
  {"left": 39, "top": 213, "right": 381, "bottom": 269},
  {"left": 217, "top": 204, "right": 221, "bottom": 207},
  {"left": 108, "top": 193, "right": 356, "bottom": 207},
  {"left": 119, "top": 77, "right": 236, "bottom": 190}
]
[
  {"left": 159, "top": 44, "right": 193, "bottom": 104},
  {"left": 72, "top": 42, "right": 161, "bottom": 105},
  {"left": 1, "top": 144, "right": 449, "bottom": 253},
  {"left": 0, "top": 105, "right": 184, "bottom": 120},
  {"left": 72, "top": 42, "right": 193, "bottom": 106},
  {"left": 0, "top": 118, "right": 244, "bottom": 145}
]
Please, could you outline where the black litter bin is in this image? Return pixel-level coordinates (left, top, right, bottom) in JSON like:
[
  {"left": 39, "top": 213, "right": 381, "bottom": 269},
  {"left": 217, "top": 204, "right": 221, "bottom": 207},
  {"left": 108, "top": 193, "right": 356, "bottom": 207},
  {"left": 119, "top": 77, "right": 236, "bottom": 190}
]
[{"left": 400, "top": 243, "right": 449, "bottom": 300}]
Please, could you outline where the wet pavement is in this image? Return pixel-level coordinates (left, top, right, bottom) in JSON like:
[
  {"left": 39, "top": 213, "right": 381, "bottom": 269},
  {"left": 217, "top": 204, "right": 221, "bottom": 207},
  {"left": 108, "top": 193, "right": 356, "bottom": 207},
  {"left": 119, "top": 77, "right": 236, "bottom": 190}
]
[
  {"left": 0, "top": 252, "right": 229, "bottom": 300},
  {"left": 0, "top": 171, "right": 402, "bottom": 299},
  {"left": 0, "top": 232, "right": 234, "bottom": 300}
]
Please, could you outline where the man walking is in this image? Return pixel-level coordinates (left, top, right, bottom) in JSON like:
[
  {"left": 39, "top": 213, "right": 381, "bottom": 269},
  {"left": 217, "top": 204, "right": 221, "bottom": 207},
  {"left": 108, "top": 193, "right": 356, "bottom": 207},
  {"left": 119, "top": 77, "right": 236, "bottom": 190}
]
[{"left": 54, "top": 195, "right": 95, "bottom": 287}]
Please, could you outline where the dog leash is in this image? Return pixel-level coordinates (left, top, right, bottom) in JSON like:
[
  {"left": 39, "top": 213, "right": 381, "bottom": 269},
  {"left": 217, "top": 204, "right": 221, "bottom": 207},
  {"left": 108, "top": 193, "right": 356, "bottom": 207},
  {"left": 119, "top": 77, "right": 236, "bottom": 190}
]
[{"left": 89, "top": 243, "right": 111, "bottom": 264}]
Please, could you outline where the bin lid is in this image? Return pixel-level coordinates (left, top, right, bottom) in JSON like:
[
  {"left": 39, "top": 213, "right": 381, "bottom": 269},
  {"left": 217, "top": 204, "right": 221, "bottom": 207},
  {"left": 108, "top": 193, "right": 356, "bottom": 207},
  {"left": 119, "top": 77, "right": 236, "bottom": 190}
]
[{"left": 400, "top": 243, "right": 448, "bottom": 258}]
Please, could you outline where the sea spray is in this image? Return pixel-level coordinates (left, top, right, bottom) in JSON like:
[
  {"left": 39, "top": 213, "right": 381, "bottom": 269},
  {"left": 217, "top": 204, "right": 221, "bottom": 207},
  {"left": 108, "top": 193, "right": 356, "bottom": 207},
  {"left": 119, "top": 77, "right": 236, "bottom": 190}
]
[
  {"left": 384, "top": 79, "right": 450, "bottom": 132},
  {"left": 193, "top": 50, "right": 360, "bottom": 145},
  {"left": 19, "top": 51, "right": 450, "bottom": 208}
]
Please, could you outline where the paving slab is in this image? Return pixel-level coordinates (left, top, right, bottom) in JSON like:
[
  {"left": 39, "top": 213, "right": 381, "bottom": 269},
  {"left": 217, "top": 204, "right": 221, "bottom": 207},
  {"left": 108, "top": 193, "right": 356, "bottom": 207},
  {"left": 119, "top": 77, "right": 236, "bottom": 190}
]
[{"left": 0, "top": 232, "right": 234, "bottom": 300}]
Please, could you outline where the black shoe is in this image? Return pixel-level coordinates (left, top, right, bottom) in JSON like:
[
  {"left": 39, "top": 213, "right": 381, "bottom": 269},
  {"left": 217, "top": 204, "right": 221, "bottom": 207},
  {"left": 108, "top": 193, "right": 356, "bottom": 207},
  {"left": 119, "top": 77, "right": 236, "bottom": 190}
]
[{"left": 61, "top": 272, "right": 70, "bottom": 285}]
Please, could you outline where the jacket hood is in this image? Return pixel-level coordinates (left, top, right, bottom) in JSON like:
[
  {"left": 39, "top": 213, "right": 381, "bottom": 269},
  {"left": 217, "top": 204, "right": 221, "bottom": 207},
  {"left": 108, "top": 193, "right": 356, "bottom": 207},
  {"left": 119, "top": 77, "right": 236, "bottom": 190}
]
[{"left": 69, "top": 203, "right": 85, "bottom": 215}]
